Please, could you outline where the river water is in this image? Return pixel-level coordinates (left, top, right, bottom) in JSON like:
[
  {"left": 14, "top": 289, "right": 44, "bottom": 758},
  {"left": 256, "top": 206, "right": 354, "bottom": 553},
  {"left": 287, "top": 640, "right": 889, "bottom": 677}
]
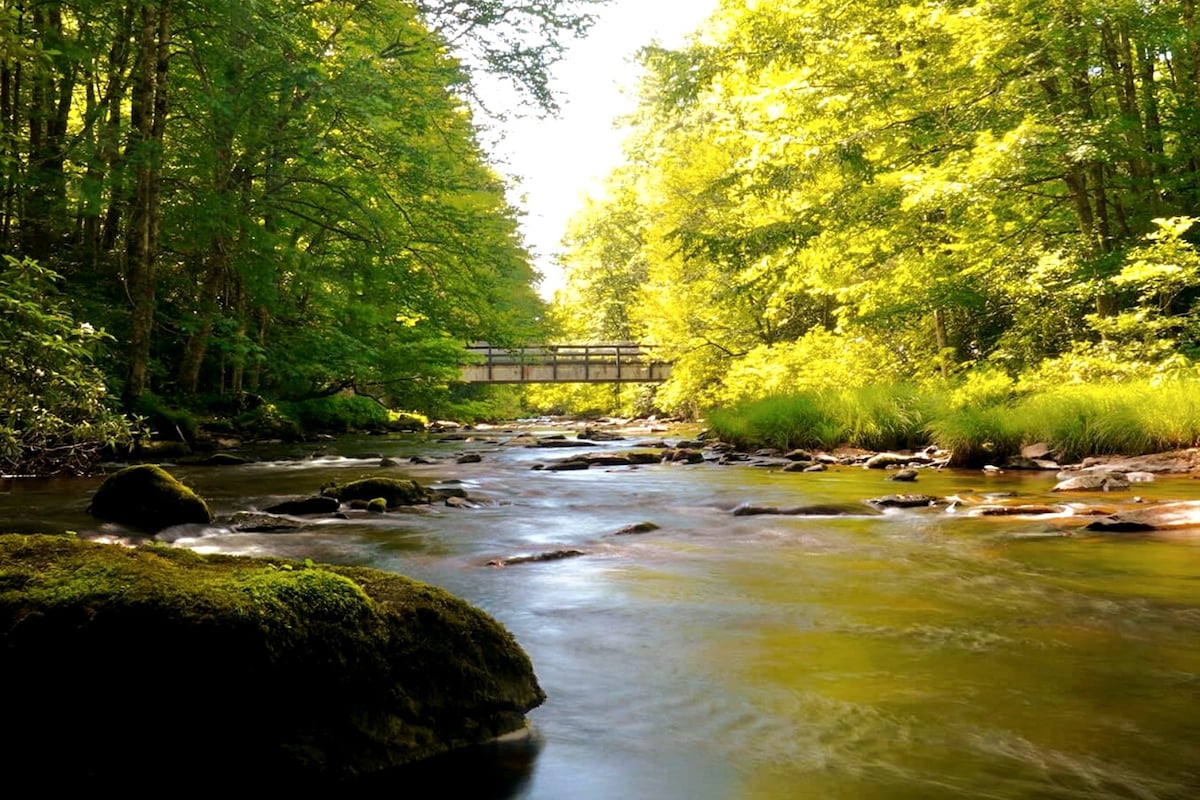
[{"left": 2, "top": 427, "right": 1199, "bottom": 798}]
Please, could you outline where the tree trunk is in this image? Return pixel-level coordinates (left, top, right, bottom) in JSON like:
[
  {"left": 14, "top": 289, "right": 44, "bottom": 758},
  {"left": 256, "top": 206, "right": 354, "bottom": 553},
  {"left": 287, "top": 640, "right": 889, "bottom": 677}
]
[
  {"left": 933, "top": 307, "right": 949, "bottom": 378},
  {"left": 25, "top": 3, "right": 75, "bottom": 261},
  {"left": 123, "top": 0, "right": 170, "bottom": 402}
]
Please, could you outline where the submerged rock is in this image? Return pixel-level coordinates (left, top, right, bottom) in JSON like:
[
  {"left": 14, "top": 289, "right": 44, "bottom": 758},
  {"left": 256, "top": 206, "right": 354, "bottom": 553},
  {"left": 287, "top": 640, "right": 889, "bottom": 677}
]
[
  {"left": 866, "top": 494, "right": 941, "bottom": 509},
  {"left": 88, "top": 464, "right": 212, "bottom": 533},
  {"left": 968, "top": 504, "right": 1067, "bottom": 517},
  {"left": 576, "top": 427, "right": 625, "bottom": 441},
  {"left": 487, "top": 549, "right": 586, "bottom": 566},
  {"left": 732, "top": 502, "right": 869, "bottom": 517},
  {"left": 886, "top": 468, "right": 919, "bottom": 482},
  {"left": 0, "top": 535, "right": 545, "bottom": 787},
  {"left": 190, "top": 453, "right": 252, "bottom": 466},
  {"left": 263, "top": 496, "right": 341, "bottom": 515},
  {"left": 228, "top": 511, "right": 308, "bottom": 532}
]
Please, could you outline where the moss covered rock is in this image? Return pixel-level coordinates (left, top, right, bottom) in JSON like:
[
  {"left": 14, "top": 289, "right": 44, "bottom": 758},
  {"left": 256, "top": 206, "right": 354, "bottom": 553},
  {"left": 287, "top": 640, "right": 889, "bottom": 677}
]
[
  {"left": 322, "top": 477, "right": 430, "bottom": 508},
  {"left": 88, "top": 463, "right": 212, "bottom": 532},
  {"left": 0, "top": 534, "right": 545, "bottom": 787}
]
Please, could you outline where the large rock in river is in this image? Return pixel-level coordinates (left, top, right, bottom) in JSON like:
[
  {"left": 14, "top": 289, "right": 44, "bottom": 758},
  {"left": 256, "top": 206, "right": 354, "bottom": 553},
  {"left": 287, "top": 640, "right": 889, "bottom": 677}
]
[
  {"left": 1085, "top": 501, "right": 1200, "bottom": 532},
  {"left": 0, "top": 534, "right": 544, "bottom": 787},
  {"left": 321, "top": 477, "right": 430, "bottom": 507},
  {"left": 88, "top": 463, "right": 212, "bottom": 532}
]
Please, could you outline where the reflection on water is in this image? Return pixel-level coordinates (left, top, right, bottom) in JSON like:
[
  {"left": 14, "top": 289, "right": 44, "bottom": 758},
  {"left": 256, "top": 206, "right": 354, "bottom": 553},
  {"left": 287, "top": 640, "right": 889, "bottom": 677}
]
[{"left": 2, "top": 431, "right": 1199, "bottom": 798}]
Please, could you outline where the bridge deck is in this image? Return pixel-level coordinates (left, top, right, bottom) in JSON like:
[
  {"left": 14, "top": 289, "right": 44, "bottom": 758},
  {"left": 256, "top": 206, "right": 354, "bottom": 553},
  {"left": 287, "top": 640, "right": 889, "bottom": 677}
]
[{"left": 461, "top": 343, "right": 671, "bottom": 384}]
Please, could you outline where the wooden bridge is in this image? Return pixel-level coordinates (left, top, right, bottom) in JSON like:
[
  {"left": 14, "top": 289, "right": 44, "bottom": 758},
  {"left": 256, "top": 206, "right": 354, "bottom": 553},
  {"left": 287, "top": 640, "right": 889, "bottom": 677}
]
[{"left": 460, "top": 343, "right": 672, "bottom": 384}]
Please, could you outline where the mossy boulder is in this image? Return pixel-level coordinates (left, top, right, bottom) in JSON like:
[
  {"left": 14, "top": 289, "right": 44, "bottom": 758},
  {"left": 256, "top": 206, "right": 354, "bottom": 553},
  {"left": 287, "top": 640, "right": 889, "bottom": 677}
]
[
  {"left": 88, "top": 464, "right": 212, "bottom": 532},
  {"left": 0, "top": 534, "right": 545, "bottom": 787},
  {"left": 322, "top": 477, "right": 430, "bottom": 508}
]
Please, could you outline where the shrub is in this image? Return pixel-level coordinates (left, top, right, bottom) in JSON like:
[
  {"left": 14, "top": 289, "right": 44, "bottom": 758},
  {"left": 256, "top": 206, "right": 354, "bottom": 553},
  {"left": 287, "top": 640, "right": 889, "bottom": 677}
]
[
  {"left": 281, "top": 394, "right": 390, "bottom": 432},
  {"left": 0, "top": 256, "right": 134, "bottom": 475}
]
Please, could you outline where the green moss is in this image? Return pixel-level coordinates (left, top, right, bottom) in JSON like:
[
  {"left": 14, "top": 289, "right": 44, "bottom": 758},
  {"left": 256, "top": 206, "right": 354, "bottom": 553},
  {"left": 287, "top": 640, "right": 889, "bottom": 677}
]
[
  {"left": 0, "top": 534, "right": 544, "bottom": 786},
  {"left": 322, "top": 477, "right": 430, "bottom": 507},
  {"left": 88, "top": 464, "right": 212, "bottom": 531},
  {"left": 367, "top": 497, "right": 388, "bottom": 513}
]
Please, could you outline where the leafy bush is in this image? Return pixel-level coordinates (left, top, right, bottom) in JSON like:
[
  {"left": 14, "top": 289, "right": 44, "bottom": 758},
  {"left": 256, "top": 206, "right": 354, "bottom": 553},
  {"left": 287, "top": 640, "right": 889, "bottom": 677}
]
[
  {"left": 713, "top": 329, "right": 906, "bottom": 406},
  {"left": 280, "top": 394, "right": 391, "bottom": 432},
  {"left": 0, "top": 256, "right": 134, "bottom": 475},
  {"left": 129, "top": 392, "right": 200, "bottom": 442}
]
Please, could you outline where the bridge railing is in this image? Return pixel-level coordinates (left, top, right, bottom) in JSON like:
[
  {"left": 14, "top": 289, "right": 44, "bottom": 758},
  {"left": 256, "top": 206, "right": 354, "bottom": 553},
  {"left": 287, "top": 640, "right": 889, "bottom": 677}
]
[{"left": 461, "top": 343, "right": 672, "bottom": 383}]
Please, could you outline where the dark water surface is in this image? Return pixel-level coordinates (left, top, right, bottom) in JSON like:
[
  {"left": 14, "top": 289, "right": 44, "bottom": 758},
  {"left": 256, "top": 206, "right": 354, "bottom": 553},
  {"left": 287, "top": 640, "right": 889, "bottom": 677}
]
[{"left": 3, "top": 429, "right": 1199, "bottom": 798}]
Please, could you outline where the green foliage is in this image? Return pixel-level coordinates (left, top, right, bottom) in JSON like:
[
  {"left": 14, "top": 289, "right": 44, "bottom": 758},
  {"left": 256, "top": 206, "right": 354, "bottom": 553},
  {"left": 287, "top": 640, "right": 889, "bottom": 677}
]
[
  {"left": 0, "top": 257, "right": 134, "bottom": 475},
  {"left": 521, "top": 382, "right": 658, "bottom": 419},
  {"left": 129, "top": 393, "right": 200, "bottom": 442},
  {"left": 552, "top": 0, "right": 1200, "bottom": 410},
  {"left": 280, "top": 394, "right": 391, "bottom": 433},
  {"left": 434, "top": 384, "right": 528, "bottom": 424},
  {"left": 0, "top": 0, "right": 590, "bottom": 423},
  {"left": 716, "top": 329, "right": 907, "bottom": 406}
]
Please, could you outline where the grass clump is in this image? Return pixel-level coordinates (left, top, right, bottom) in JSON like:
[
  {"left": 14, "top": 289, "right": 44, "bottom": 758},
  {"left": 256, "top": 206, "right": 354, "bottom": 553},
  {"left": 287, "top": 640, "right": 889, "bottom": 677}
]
[
  {"left": 1018, "top": 380, "right": 1200, "bottom": 461},
  {"left": 708, "top": 385, "right": 933, "bottom": 452},
  {"left": 708, "top": 374, "right": 1200, "bottom": 465}
]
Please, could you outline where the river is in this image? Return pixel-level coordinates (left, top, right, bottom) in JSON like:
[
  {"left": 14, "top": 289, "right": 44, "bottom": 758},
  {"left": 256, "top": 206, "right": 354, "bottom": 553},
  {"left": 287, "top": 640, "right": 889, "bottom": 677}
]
[{"left": 2, "top": 426, "right": 1199, "bottom": 798}]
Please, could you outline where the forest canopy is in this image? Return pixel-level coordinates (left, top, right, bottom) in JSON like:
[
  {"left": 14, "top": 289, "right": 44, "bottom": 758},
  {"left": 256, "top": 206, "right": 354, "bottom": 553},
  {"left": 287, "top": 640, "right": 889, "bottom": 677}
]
[
  {"left": 0, "top": 0, "right": 603, "bottom": 418},
  {"left": 553, "top": 0, "right": 1200, "bottom": 416}
]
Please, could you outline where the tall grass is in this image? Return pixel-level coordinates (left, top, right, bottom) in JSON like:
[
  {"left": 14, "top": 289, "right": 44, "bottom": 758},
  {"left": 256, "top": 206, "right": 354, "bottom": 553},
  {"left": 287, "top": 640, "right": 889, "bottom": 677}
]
[
  {"left": 707, "top": 385, "right": 934, "bottom": 452},
  {"left": 708, "top": 378, "right": 1200, "bottom": 464},
  {"left": 926, "top": 405, "right": 1024, "bottom": 467},
  {"left": 708, "top": 394, "right": 839, "bottom": 451},
  {"left": 1018, "top": 380, "right": 1200, "bottom": 461}
]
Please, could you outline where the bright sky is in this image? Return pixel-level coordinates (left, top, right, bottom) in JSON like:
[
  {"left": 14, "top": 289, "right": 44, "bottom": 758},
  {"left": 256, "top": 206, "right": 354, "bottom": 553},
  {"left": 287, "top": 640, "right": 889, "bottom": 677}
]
[{"left": 477, "top": 0, "right": 719, "bottom": 299}]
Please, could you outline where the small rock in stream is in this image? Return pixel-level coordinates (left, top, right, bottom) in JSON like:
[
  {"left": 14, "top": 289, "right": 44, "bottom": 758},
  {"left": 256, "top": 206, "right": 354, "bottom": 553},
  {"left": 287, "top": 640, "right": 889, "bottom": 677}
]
[
  {"left": 1053, "top": 472, "right": 1131, "bottom": 492},
  {"left": 886, "top": 468, "right": 919, "bottom": 482},
  {"left": 612, "top": 522, "right": 661, "bottom": 535},
  {"left": 263, "top": 496, "right": 341, "bottom": 515},
  {"left": 865, "top": 494, "right": 941, "bottom": 509},
  {"left": 487, "top": 549, "right": 586, "bottom": 567},
  {"left": 732, "top": 503, "right": 868, "bottom": 517},
  {"left": 229, "top": 511, "right": 308, "bottom": 533}
]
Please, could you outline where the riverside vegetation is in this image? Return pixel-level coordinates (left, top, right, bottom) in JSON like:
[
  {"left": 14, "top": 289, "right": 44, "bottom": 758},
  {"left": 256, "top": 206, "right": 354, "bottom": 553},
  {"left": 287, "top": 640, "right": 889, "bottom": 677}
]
[{"left": 11, "top": 1, "right": 1200, "bottom": 477}]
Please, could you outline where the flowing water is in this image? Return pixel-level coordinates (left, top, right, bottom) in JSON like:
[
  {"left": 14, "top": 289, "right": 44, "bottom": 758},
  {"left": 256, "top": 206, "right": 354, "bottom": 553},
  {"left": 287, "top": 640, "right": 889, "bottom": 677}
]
[{"left": 3, "top": 427, "right": 1200, "bottom": 799}]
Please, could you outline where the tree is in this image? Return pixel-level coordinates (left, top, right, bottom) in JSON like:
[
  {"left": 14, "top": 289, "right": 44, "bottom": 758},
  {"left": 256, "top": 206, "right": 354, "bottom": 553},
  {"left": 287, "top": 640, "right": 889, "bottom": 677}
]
[
  {"left": 556, "top": 0, "right": 1200, "bottom": 410},
  {"left": 0, "top": 0, "right": 604, "bottom": 415}
]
